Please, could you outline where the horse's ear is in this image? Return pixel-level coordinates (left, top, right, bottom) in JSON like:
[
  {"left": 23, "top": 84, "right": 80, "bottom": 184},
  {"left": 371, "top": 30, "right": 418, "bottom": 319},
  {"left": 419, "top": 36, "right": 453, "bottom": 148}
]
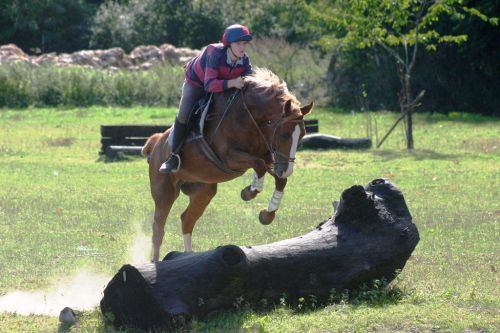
[
  {"left": 284, "top": 99, "right": 293, "bottom": 116},
  {"left": 300, "top": 102, "right": 314, "bottom": 116}
]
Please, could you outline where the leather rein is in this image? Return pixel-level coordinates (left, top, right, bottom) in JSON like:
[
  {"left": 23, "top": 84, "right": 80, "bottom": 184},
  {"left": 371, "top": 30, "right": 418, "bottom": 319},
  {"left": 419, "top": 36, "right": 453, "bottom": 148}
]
[{"left": 238, "top": 87, "right": 304, "bottom": 165}]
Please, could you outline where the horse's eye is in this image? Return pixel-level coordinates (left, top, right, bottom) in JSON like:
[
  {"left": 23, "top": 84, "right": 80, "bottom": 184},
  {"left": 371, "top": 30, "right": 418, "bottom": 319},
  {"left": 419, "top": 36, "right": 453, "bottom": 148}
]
[{"left": 281, "top": 132, "right": 290, "bottom": 139}]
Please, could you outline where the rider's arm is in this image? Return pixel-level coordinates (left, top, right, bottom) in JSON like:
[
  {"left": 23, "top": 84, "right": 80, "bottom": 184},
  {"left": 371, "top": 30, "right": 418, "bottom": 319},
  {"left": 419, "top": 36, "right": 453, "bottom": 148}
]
[{"left": 203, "top": 49, "right": 226, "bottom": 93}]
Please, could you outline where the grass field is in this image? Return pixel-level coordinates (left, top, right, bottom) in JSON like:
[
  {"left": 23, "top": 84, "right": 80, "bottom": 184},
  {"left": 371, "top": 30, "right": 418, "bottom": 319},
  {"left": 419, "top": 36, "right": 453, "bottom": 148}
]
[{"left": 0, "top": 106, "right": 498, "bottom": 332}]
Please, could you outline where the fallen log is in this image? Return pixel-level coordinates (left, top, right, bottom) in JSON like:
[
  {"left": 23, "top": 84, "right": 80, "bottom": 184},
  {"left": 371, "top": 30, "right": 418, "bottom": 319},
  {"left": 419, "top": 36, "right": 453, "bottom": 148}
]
[
  {"left": 100, "top": 179, "right": 419, "bottom": 331},
  {"left": 301, "top": 133, "right": 372, "bottom": 150}
]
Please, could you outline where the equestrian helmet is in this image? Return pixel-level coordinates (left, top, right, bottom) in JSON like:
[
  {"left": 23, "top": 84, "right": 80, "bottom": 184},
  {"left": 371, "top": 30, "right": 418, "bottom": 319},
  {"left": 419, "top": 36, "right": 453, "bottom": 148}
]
[{"left": 222, "top": 24, "right": 252, "bottom": 47}]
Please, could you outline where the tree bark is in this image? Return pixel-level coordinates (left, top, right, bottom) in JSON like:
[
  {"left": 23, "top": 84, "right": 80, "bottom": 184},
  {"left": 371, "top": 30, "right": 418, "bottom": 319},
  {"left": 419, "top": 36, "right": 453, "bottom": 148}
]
[{"left": 100, "top": 179, "right": 419, "bottom": 331}]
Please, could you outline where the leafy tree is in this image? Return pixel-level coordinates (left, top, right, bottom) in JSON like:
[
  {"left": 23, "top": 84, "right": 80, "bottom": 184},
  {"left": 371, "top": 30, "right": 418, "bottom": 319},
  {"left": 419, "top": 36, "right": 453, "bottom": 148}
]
[
  {"left": 88, "top": 0, "right": 315, "bottom": 51},
  {"left": 0, "top": 0, "right": 101, "bottom": 53},
  {"left": 89, "top": 0, "right": 137, "bottom": 51},
  {"left": 301, "top": 0, "right": 498, "bottom": 149}
]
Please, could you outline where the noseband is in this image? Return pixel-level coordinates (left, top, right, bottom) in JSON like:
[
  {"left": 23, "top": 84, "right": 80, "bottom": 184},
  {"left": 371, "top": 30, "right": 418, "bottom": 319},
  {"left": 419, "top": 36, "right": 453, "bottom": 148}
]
[{"left": 239, "top": 88, "right": 303, "bottom": 165}]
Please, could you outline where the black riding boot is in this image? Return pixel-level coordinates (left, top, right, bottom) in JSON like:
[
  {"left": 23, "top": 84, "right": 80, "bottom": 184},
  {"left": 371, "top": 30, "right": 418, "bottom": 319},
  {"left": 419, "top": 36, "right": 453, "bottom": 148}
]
[{"left": 159, "top": 118, "right": 188, "bottom": 173}]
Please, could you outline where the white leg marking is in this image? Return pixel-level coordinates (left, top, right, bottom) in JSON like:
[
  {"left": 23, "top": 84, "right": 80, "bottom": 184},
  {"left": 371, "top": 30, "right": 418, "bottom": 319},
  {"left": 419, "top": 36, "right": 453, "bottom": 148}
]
[
  {"left": 282, "top": 125, "right": 300, "bottom": 178},
  {"left": 250, "top": 172, "right": 265, "bottom": 192},
  {"left": 183, "top": 233, "right": 192, "bottom": 252},
  {"left": 268, "top": 189, "right": 284, "bottom": 212}
]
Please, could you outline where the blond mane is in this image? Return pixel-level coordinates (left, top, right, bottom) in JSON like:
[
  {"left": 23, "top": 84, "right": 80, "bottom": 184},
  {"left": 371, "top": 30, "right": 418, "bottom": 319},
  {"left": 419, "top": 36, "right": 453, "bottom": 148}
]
[{"left": 245, "top": 68, "right": 300, "bottom": 106}]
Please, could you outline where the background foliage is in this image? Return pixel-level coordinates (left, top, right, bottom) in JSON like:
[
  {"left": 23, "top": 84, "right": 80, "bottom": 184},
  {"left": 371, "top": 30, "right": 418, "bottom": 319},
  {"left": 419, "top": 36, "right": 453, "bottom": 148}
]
[{"left": 0, "top": 0, "right": 498, "bottom": 115}]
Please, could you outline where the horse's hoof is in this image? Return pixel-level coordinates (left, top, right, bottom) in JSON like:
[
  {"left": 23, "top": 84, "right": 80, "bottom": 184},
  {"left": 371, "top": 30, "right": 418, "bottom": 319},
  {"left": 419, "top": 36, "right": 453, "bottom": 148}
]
[
  {"left": 241, "top": 186, "right": 259, "bottom": 201},
  {"left": 259, "top": 209, "right": 275, "bottom": 225}
]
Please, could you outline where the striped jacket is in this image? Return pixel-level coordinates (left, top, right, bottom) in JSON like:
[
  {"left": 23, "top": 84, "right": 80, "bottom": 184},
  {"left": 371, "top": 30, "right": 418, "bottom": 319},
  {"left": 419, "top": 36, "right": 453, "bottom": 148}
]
[{"left": 185, "top": 43, "right": 252, "bottom": 93}]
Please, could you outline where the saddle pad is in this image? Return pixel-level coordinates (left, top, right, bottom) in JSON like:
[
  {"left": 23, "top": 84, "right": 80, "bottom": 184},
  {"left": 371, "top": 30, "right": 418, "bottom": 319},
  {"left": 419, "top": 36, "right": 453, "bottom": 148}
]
[{"left": 187, "top": 94, "right": 213, "bottom": 140}]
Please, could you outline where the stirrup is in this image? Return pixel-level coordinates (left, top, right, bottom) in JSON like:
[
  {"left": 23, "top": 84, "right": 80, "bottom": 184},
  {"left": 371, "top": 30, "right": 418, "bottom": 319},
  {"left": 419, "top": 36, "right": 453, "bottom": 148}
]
[{"left": 159, "top": 154, "right": 181, "bottom": 173}]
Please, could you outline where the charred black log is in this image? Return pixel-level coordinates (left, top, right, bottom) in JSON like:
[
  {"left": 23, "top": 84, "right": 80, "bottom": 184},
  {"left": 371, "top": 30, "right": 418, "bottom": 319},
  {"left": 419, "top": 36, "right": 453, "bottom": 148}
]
[
  {"left": 301, "top": 133, "right": 372, "bottom": 150},
  {"left": 100, "top": 179, "right": 419, "bottom": 331}
]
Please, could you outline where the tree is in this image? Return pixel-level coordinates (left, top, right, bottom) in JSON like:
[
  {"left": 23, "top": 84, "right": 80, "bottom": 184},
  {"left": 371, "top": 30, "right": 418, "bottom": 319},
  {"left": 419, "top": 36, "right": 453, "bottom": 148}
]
[
  {"left": 301, "top": 0, "right": 498, "bottom": 149},
  {"left": 0, "top": 0, "right": 101, "bottom": 53}
]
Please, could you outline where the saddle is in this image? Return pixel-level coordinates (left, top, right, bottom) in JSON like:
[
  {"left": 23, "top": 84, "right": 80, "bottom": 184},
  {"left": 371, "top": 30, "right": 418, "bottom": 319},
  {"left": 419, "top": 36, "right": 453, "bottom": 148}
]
[{"left": 184, "top": 93, "right": 241, "bottom": 175}]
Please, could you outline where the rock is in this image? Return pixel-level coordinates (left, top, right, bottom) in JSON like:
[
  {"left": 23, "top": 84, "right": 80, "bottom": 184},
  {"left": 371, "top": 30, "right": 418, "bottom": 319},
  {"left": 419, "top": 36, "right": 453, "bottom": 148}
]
[
  {"left": 130, "top": 45, "right": 164, "bottom": 65},
  {"left": 59, "top": 307, "right": 77, "bottom": 325},
  {"left": 0, "top": 44, "right": 26, "bottom": 57},
  {"left": 0, "top": 43, "right": 200, "bottom": 69}
]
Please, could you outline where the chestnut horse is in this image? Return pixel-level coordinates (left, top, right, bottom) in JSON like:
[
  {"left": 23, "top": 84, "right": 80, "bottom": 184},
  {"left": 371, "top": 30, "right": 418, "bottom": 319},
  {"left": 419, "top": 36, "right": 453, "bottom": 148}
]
[{"left": 142, "top": 68, "right": 313, "bottom": 261}]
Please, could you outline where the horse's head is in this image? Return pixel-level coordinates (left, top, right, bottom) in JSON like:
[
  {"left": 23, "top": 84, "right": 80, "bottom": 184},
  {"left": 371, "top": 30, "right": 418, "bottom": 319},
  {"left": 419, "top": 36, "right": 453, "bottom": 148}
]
[
  {"left": 242, "top": 68, "right": 314, "bottom": 178},
  {"left": 271, "top": 99, "right": 313, "bottom": 178}
]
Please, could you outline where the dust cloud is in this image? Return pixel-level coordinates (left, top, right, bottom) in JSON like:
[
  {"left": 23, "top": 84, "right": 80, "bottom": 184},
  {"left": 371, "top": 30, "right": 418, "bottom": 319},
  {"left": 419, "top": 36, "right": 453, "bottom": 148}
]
[
  {"left": 0, "top": 271, "right": 109, "bottom": 316},
  {"left": 0, "top": 223, "right": 151, "bottom": 316}
]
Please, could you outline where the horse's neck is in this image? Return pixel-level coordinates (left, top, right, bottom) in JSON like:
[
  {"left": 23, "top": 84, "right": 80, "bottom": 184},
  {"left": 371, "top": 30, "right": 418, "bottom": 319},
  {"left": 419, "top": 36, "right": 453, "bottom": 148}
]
[{"left": 206, "top": 92, "right": 266, "bottom": 153}]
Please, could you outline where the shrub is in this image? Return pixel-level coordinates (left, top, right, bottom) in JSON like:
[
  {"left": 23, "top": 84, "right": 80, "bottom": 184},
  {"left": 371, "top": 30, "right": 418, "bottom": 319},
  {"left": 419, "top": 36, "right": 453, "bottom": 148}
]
[
  {"left": 0, "top": 63, "right": 185, "bottom": 109},
  {"left": 248, "top": 38, "right": 330, "bottom": 106},
  {"left": 0, "top": 39, "right": 325, "bottom": 108},
  {"left": 0, "top": 64, "right": 31, "bottom": 108}
]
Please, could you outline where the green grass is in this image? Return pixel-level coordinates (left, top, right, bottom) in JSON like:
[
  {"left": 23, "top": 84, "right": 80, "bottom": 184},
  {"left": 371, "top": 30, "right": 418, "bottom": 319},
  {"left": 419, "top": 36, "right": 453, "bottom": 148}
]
[{"left": 0, "top": 107, "right": 498, "bottom": 332}]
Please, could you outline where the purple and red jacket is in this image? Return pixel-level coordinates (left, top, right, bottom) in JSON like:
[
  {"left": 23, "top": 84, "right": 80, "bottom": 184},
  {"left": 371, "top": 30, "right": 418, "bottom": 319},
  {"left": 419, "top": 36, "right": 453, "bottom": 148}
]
[{"left": 184, "top": 43, "right": 252, "bottom": 93}]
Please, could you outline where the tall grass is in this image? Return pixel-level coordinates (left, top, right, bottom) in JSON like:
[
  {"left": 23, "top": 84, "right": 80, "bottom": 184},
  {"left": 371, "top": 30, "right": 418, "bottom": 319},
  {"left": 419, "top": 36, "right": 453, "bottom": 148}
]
[
  {"left": 0, "top": 63, "right": 185, "bottom": 108},
  {"left": 0, "top": 38, "right": 329, "bottom": 109}
]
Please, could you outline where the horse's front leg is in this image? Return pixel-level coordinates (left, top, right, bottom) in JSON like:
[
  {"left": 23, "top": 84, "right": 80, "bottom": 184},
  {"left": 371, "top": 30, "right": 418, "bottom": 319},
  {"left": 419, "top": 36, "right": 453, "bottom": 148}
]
[
  {"left": 259, "top": 176, "right": 287, "bottom": 225},
  {"left": 241, "top": 169, "right": 266, "bottom": 201},
  {"left": 223, "top": 149, "right": 272, "bottom": 202},
  {"left": 223, "top": 149, "right": 267, "bottom": 202}
]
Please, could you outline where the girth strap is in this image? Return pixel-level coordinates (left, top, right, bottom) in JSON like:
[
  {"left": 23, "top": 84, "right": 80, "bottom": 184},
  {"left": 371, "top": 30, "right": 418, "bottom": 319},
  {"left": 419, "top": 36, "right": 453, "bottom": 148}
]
[
  {"left": 195, "top": 136, "right": 242, "bottom": 176},
  {"left": 185, "top": 92, "right": 242, "bottom": 176}
]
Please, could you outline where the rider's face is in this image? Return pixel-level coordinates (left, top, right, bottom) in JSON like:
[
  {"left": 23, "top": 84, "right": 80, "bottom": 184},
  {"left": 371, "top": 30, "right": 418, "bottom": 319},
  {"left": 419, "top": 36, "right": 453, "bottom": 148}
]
[{"left": 229, "top": 41, "right": 249, "bottom": 58}]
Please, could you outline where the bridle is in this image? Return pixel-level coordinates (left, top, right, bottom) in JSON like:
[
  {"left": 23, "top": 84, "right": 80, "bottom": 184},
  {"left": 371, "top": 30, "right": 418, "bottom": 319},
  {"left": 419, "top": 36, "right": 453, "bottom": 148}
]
[{"left": 239, "top": 88, "right": 304, "bottom": 165}]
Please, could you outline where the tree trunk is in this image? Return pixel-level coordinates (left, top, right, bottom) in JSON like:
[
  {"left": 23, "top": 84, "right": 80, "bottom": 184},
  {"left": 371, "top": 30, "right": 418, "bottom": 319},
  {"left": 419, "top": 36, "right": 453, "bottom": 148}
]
[
  {"left": 406, "top": 111, "right": 414, "bottom": 149},
  {"left": 100, "top": 179, "right": 419, "bottom": 331},
  {"left": 405, "top": 72, "right": 414, "bottom": 149}
]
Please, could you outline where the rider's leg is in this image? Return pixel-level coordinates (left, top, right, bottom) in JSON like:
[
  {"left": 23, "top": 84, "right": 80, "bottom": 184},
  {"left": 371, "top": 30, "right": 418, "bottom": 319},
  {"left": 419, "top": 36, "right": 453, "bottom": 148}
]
[{"left": 160, "top": 81, "right": 205, "bottom": 173}]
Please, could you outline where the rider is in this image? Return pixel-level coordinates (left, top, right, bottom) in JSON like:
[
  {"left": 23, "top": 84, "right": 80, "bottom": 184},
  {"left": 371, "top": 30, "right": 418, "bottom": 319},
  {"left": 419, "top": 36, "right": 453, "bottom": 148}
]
[{"left": 159, "top": 24, "right": 253, "bottom": 173}]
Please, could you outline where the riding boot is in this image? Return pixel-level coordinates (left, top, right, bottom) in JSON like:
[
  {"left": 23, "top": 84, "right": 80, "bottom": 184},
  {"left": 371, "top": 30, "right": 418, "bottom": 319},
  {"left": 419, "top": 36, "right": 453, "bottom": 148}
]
[{"left": 159, "top": 118, "right": 188, "bottom": 173}]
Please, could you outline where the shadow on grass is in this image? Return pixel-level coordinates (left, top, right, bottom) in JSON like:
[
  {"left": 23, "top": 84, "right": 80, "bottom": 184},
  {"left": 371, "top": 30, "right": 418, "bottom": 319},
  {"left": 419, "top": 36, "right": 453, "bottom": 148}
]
[
  {"left": 371, "top": 149, "right": 461, "bottom": 161},
  {"left": 424, "top": 112, "right": 500, "bottom": 124},
  {"left": 187, "top": 284, "right": 407, "bottom": 333},
  {"left": 93, "top": 283, "right": 407, "bottom": 333},
  {"left": 96, "top": 153, "right": 144, "bottom": 163}
]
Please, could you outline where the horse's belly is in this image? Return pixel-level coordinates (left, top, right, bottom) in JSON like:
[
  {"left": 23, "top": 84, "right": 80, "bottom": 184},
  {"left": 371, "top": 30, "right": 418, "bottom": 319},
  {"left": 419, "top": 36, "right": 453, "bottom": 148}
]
[{"left": 179, "top": 152, "right": 244, "bottom": 184}]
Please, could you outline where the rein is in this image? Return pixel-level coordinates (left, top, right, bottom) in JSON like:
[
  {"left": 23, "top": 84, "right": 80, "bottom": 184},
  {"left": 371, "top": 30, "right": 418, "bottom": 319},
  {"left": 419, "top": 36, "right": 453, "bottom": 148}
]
[
  {"left": 240, "top": 88, "right": 303, "bottom": 164},
  {"left": 209, "top": 89, "right": 240, "bottom": 145},
  {"left": 209, "top": 85, "right": 302, "bottom": 168}
]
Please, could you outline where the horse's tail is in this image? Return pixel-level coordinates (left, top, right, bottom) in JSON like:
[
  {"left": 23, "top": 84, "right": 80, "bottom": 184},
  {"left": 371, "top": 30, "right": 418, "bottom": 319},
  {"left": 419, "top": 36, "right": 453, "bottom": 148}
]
[{"left": 141, "top": 133, "right": 163, "bottom": 161}]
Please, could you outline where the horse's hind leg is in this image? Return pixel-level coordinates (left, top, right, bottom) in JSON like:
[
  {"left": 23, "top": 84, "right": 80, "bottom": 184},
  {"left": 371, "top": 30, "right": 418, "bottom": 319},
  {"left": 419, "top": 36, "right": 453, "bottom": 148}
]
[
  {"left": 152, "top": 181, "right": 180, "bottom": 261},
  {"left": 180, "top": 183, "right": 218, "bottom": 252}
]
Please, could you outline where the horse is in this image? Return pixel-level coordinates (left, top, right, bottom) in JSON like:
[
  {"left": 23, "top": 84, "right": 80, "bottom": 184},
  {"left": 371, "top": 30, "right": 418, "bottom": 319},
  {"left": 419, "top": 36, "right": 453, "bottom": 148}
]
[{"left": 142, "top": 68, "right": 313, "bottom": 261}]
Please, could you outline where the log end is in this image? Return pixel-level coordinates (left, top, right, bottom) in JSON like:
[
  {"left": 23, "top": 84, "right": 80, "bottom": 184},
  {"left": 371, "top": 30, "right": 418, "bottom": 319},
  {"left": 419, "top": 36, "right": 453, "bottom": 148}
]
[
  {"left": 219, "top": 244, "right": 246, "bottom": 267},
  {"left": 334, "top": 185, "right": 378, "bottom": 225},
  {"left": 100, "top": 264, "right": 169, "bottom": 330}
]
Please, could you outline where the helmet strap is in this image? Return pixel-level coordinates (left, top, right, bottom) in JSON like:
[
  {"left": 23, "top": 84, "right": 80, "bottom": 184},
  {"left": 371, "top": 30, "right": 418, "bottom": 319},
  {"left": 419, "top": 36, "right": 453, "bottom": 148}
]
[{"left": 228, "top": 45, "right": 240, "bottom": 61}]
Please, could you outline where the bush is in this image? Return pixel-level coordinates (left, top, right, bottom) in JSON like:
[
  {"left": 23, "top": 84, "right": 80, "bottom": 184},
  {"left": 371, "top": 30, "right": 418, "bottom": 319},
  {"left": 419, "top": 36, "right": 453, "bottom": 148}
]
[
  {"left": 0, "top": 63, "right": 185, "bottom": 109},
  {"left": 0, "top": 64, "right": 31, "bottom": 108},
  {"left": 0, "top": 39, "right": 326, "bottom": 108},
  {"left": 248, "top": 38, "right": 330, "bottom": 106}
]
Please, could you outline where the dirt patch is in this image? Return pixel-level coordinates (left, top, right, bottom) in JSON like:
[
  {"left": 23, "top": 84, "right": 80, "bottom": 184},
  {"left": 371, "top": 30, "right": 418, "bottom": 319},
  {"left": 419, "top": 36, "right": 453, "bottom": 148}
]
[{"left": 44, "top": 137, "right": 76, "bottom": 147}]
